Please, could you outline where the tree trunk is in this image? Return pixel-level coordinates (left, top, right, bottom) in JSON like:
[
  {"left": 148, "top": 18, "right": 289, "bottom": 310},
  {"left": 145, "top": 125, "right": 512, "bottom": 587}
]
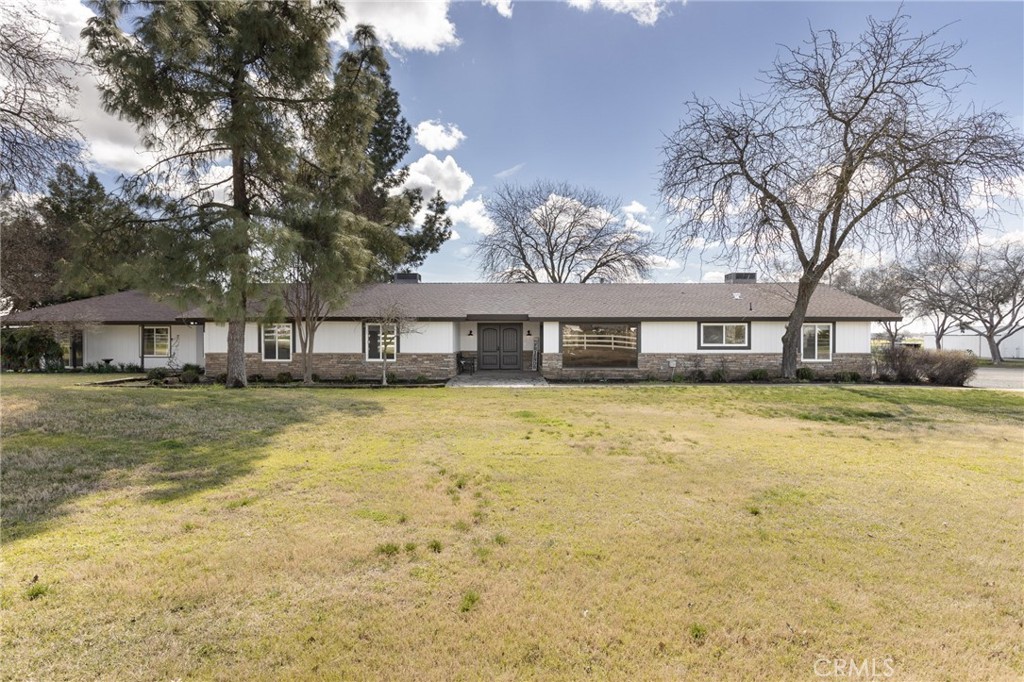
[
  {"left": 225, "top": 317, "right": 247, "bottom": 388},
  {"left": 302, "top": 322, "right": 315, "bottom": 385},
  {"left": 986, "top": 334, "right": 1003, "bottom": 364},
  {"left": 780, "top": 278, "right": 817, "bottom": 378},
  {"left": 934, "top": 329, "right": 944, "bottom": 350}
]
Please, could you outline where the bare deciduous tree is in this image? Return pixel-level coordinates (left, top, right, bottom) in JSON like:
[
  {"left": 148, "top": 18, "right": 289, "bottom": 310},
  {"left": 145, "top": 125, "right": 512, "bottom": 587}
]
[
  {"left": 476, "top": 181, "right": 658, "bottom": 283},
  {"left": 903, "top": 243, "right": 1024, "bottom": 363},
  {"left": 0, "top": 4, "right": 83, "bottom": 196},
  {"left": 659, "top": 12, "right": 1024, "bottom": 377},
  {"left": 365, "top": 295, "right": 420, "bottom": 386},
  {"left": 899, "top": 253, "right": 959, "bottom": 349},
  {"left": 832, "top": 264, "right": 915, "bottom": 347}
]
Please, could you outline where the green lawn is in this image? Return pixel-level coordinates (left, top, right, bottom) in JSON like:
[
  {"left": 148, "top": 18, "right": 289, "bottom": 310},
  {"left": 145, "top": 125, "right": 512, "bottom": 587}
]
[{"left": 2, "top": 375, "right": 1022, "bottom": 680}]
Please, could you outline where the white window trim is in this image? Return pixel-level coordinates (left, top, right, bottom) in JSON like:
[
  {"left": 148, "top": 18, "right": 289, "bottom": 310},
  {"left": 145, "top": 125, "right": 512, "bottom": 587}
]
[
  {"left": 699, "top": 322, "right": 749, "bottom": 348},
  {"left": 262, "top": 323, "right": 293, "bottom": 362},
  {"left": 142, "top": 326, "right": 171, "bottom": 357},
  {"left": 365, "top": 323, "right": 397, "bottom": 362},
  {"left": 801, "top": 323, "right": 833, "bottom": 362}
]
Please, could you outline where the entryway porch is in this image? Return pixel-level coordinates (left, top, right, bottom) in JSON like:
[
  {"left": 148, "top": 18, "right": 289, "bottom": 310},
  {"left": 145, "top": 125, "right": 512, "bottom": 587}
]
[{"left": 446, "top": 369, "right": 548, "bottom": 388}]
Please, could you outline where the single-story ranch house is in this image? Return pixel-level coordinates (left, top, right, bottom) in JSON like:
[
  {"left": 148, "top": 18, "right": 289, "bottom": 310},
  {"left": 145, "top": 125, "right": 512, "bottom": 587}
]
[{"left": 2, "top": 273, "right": 899, "bottom": 380}]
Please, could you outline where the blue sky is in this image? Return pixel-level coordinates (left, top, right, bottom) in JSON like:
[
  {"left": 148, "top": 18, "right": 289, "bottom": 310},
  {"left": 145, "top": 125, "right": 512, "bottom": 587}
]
[
  {"left": 44, "top": 1, "right": 1024, "bottom": 283},
  {"left": 379, "top": 1, "right": 1024, "bottom": 283}
]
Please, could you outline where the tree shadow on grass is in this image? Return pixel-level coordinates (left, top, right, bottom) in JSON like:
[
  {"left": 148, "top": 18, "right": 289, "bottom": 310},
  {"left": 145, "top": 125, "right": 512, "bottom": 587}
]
[{"left": 1, "top": 385, "right": 383, "bottom": 543}]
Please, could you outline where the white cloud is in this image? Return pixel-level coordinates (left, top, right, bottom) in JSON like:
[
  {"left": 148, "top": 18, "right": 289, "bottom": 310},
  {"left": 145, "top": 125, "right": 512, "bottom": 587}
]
[
  {"left": 566, "top": 0, "right": 667, "bottom": 26},
  {"left": 483, "top": 0, "right": 514, "bottom": 18},
  {"left": 495, "top": 162, "right": 525, "bottom": 179},
  {"left": 402, "top": 154, "right": 474, "bottom": 203},
  {"left": 448, "top": 195, "right": 497, "bottom": 236},
  {"left": 32, "top": 0, "right": 155, "bottom": 175},
  {"left": 625, "top": 215, "right": 654, "bottom": 233},
  {"left": 414, "top": 120, "right": 466, "bottom": 152},
  {"left": 701, "top": 271, "right": 726, "bottom": 283},
  {"left": 622, "top": 200, "right": 648, "bottom": 216},
  {"left": 649, "top": 255, "right": 680, "bottom": 270},
  {"left": 338, "top": 1, "right": 459, "bottom": 54}
]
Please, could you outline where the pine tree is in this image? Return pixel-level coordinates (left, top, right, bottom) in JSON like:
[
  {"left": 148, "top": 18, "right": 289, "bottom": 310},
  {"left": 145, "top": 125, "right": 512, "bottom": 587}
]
[
  {"left": 278, "top": 26, "right": 406, "bottom": 384},
  {"left": 356, "top": 72, "right": 452, "bottom": 278},
  {"left": 84, "top": 0, "right": 344, "bottom": 388}
]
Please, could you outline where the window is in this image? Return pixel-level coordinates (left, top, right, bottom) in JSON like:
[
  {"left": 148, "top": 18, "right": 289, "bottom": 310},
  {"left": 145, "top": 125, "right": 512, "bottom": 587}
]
[
  {"left": 561, "top": 323, "right": 638, "bottom": 368},
  {"left": 802, "top": 323, "right": 832, "bottom": 361},
  {"left": 262, "top": 324, "right": 292, "bottom": 361},
  {"left": 142, "top": 326, "right": 170, "bottom": 357},
  {"left": 366, "top": 323, "right": 397, "bottom": 361},
  {"left": 698, "top": 322, "right": 749, "bottom": 349}
]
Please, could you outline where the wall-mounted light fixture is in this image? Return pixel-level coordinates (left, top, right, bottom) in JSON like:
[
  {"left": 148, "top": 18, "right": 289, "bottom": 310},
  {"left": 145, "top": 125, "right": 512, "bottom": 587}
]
[
  {"left": 468, "top": 329, "right": 474, "bottom": 337},
  {"left": 526, "top": 330, "right": 532, "bottom": 336}
]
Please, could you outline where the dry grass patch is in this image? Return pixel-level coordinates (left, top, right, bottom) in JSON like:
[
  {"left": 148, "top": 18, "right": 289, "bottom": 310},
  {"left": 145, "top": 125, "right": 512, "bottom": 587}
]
[{"left": 1, "top": 375, "right": 1021, "bottom": 680}]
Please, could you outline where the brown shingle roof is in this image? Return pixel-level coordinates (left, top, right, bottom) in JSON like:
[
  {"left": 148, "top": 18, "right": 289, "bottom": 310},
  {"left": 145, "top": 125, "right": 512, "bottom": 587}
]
[
  {"left": 324, "top": 282, "right": 900, "bottom": 321},
  {"left": 5, "top": 283, "right": 901, "bottom": 324},
  {"left": 1, "top": 290, "right": 186, "bottom": 324}
]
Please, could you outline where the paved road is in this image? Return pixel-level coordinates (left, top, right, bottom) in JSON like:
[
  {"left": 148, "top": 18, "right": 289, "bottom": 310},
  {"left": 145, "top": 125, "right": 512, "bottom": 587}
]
[{"left": 968, "top": 366, "right": 1024, "bottom": 391}]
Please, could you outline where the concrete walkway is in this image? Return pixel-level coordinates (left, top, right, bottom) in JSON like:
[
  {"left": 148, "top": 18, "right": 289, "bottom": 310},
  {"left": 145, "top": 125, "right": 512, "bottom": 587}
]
[
  {"left": 967, "top": 366, "right": 1024, "bottom": 391},
  {"left": 446, "top": 370, "right": 549, "bottom": 388}
]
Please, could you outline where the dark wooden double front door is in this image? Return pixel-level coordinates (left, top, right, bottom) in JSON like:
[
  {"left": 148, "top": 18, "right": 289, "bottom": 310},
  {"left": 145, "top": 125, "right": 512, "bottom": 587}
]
[{"left": 478, "top": 325, "right": 521, "bottom": 370}]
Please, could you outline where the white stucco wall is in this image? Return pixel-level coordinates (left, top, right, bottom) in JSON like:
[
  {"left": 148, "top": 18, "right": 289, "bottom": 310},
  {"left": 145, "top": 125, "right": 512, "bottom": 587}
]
[
  {"left": 835, "top": 321, "right": 871, "bottom": 354},
  {"left": 205, "top": 322, "right": 261, "bottom": 354},
  {"left": 542, "top": 321, "right": 560, "bottom": 353},
  {"left": 84, "top": 323, "right": 202, "bottom": 368},
  {"left": 612, "top": 319, "right": 871, "bottom": 356},
  {"left": 641, "top": 321, "right": 696, "bottom": 353},
  {"left": 459, "top": 322, "right": 476, "bottom": 352},
  {"left": 401, "top": 321, "right": 455, "bottom": 354},
  {"left": 749, "top": 321, "right": 785, "bottom": 353},
  {"left": 314, "top": 321, "right": 362, "bottom": 353},
  {"left": 85, "top": 325, "right": 140, "bottom": 366}
]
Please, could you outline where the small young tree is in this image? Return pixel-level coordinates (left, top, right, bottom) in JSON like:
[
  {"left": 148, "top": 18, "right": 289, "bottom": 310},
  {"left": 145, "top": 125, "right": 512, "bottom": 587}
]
[
  {"left": 476, "top": 181, "right": 658, "bottom": 283},
  {"left": 278, "top": 27, "right": 414, "bottom": 385},
  {"left": 905, "top": 243, "right": 1024, "bottom": 363},
  {"left": 659, "top": 11, "right": 1024, "bottom": 377},
  {"left": 365, "top": 296, "right": 420, "bottom": 386}
]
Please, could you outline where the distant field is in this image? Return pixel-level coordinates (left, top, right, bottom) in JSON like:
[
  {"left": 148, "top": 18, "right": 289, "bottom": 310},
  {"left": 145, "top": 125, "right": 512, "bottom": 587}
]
[{"left": 2, "top": 375, "right": 1022, "bottom": 680}]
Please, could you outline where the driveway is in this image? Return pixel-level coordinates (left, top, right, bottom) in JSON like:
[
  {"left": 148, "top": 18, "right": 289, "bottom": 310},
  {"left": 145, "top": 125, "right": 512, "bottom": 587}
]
[{"left": 968, "top": 366, "right": 1024, "bottom": 391}]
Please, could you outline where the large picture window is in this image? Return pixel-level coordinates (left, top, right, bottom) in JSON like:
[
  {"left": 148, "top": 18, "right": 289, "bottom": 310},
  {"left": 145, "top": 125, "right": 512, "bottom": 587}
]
[
  {"left": 699, "top": 322, "right": 749, "bottom": 349},
  {"left": 142, "top": 326, "right": 170, "bottom": 357},
  {"left": 262, "top": 324, "right": 292, "bottom": 361},
  {"left": 802, "top": 323, "right": 832, "bottom": 361},
  {"left": 562, "top": 323, "right": 638, "bottom": 368},
  {"left": 366, "top": 323, "right": 397, "bottom": 361}
]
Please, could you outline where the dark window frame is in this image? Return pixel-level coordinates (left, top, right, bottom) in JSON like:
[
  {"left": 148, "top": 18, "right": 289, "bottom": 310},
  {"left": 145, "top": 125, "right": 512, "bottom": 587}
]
[
  {"left": 559, "top": 321, "right": 640, "bottom": 369},
  {"left": 363, "top": 322, "right": 399, "bottom": 361},
  {"left": 142, "top": 326, "right": 171, "bottom": 357},
  {"left": 800, "top": 321, "right": 835, "bottom": 361},
  {"left": 696, "top": 321, "right": 751, "bottom": 350},
  {"left": 261, "top": 323, "right": 294, "bottom": 362}
]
